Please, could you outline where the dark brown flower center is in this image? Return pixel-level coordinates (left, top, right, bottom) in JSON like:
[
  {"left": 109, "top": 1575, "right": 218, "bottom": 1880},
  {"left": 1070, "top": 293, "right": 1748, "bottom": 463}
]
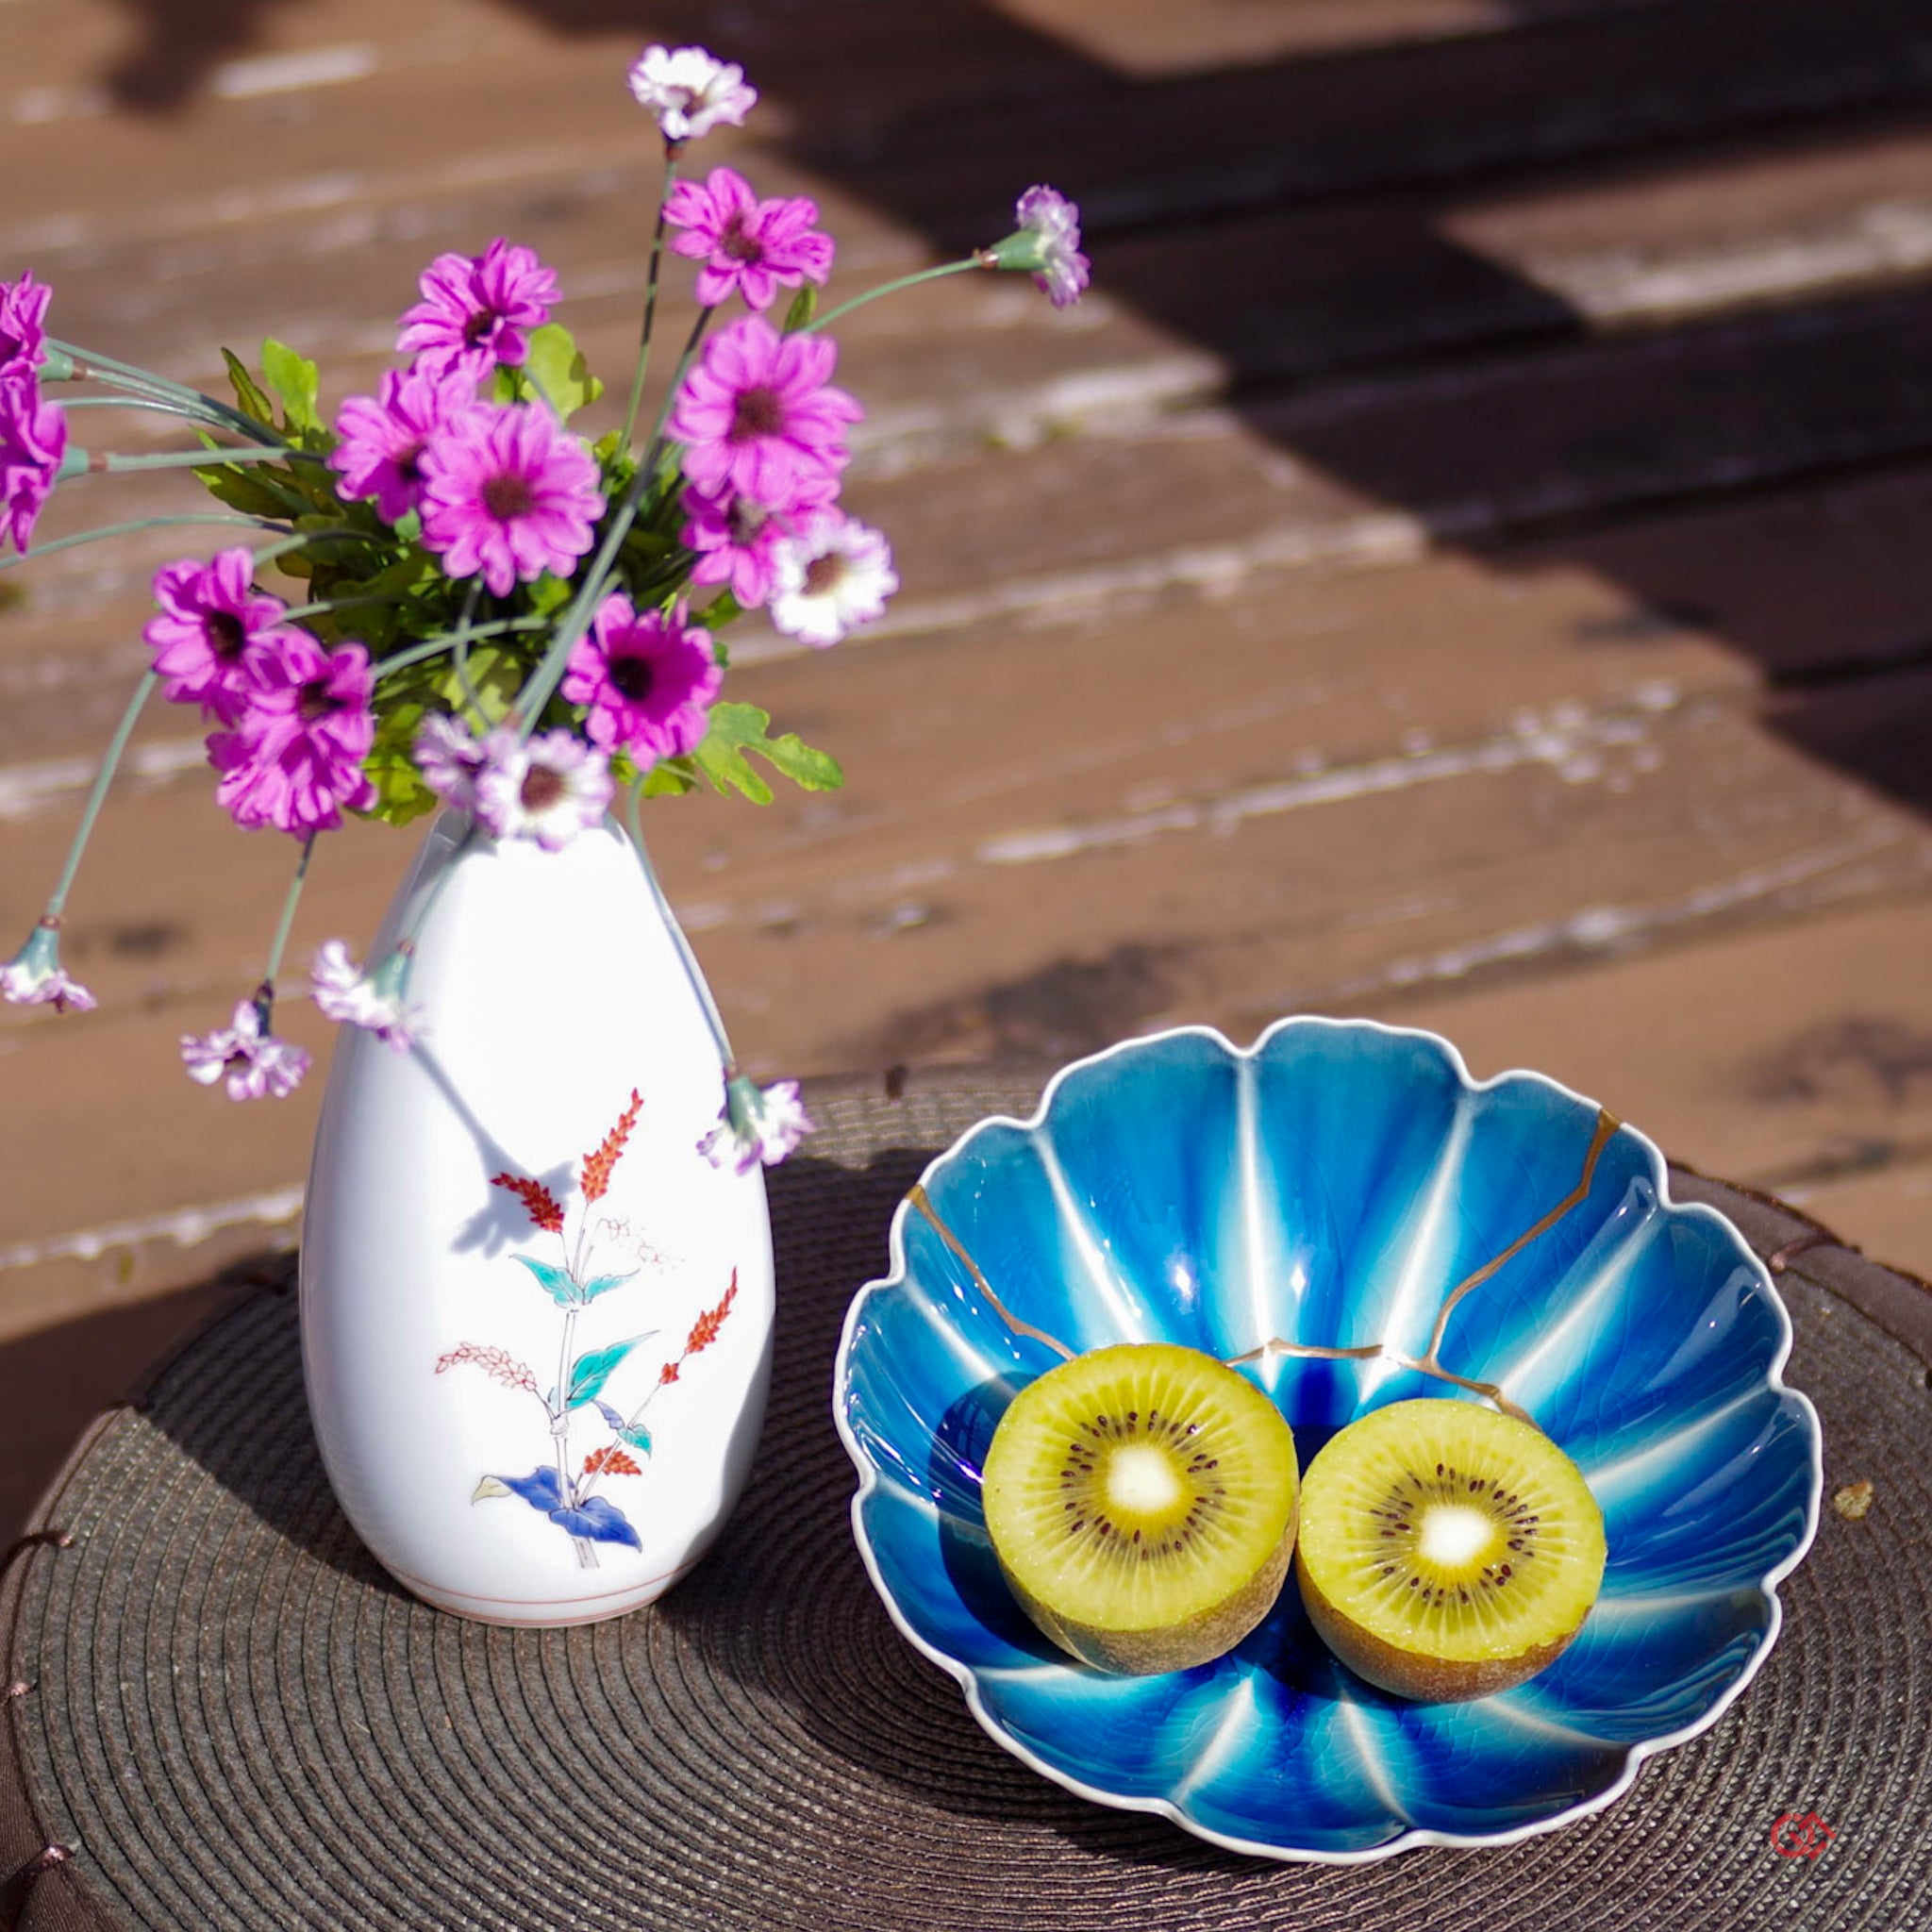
[
  {"left": 520, "top": 763, "right": 566, "bottom": 812},
  {"left": 482, "top": 472, "right": 536, "bottom": 521},
  {"left": 608, "top": 653, "right": 655, "bottom": 703},
  {"left": 463, "top": 308, "right": 501, "bottom": 347},
  {"left": 297, "top": 678, "right": 340, "bottom": 724},
  {"left": 726, "top": 498, "right": 769, "bottom": 545},
  {"left": 206, "top": 609, "right": 247, "bottom": 659},
  {"left": 721, "top": 213, "right": 765, "bottom": 265},
  {"left": 803, "top": 552, "right": 846, "bottom": 596},
  {"left": 395, "top": 439, "right": 426, "bottom": 483},
  {"left": 729, "top": 385, "right": 784, "bottom": 442}
]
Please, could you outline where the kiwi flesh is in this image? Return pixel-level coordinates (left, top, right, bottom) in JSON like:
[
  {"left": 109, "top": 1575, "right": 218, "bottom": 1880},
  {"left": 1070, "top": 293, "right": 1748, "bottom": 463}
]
[
  {"left": 980, "top": 1342, "right": 1299, "bottom": 1675},
  {"left": 1294, "top": 1398, "right": 1606, "bottom": 1701}
]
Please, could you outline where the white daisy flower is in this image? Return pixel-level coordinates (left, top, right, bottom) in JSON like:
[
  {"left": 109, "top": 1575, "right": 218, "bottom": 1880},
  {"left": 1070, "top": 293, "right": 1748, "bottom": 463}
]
[
  {"left": 767, "top": 512, "right": 897, "bottom": 649},
  {"left": 699, "top": 1074, "right": 814, "bottom": 1174},
  {"left": 626, "top": 45, "right": 757, "bottom": 144},
  {"left": 0, "top": 924, "right": 95, "bottom": 1014},
  {"left": 181, "top": 999, "right": 310, "bottom": 1101},
  {"left": 310, "top": 940, "right": 422, "bottom": 1052},
  {"left": 413, "top": 711, "right": 487, "bottom": 810},
  {"left": 986, "top": 184, "right": 1091, "bottom": 309},
  {"left": 471, "top": 728, "right": 613, "bottom": 853}
]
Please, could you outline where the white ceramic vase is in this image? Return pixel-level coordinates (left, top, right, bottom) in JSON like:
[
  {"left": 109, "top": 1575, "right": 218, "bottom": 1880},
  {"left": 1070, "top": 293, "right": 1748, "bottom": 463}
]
[{"left": 300, "top": 810, "right": 774, "bottom": 1626}]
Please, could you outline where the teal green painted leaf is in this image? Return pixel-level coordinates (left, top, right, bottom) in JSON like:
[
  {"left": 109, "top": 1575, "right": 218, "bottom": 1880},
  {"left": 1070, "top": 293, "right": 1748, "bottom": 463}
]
[
  {"left": 260, "top": 338, "right": 322, "bottom": 432},
  {"left": 514, "top": 1255, "right": 578, "bottom": 1307},
  {"left": 567, "top": 1334, "right": 653, "bottom": 1409},
  {"left": 579, "top": 1270, "right": 639, "bottom": 1304},
  {"left": 521, "top": 325, "right": 605, "bottom": 421},
  {"left": 689, "top": 701, "right": 844, "bottom": 806},
  {"left": 619, "top": 1420, "right": 654, "bottom": 1457}
]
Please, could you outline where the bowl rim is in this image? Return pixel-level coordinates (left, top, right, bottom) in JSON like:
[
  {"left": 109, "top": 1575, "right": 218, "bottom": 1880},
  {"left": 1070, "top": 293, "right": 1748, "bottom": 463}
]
[{"left": 831, "top": 1013, "right": 1825, "bottom": 1863}]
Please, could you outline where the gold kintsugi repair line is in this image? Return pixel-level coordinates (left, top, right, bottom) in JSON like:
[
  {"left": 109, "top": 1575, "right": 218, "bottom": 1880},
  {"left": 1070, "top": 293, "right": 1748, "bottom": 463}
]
[
  {"left": 1419, "top": 1106, "right": 1620, "bottom": 1371},
  {"left": 909, "top": 1108, "right": 1619, "bottom": 1430},
  {"left": 908, "top": 1186, "right": 1075, "bottom": 1361}
]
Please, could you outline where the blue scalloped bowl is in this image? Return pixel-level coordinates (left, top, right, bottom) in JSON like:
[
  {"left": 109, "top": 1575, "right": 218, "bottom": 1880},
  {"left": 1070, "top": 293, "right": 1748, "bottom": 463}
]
[{"left": 834, "top": 1019, "right": 1823, "bottom": 1861}]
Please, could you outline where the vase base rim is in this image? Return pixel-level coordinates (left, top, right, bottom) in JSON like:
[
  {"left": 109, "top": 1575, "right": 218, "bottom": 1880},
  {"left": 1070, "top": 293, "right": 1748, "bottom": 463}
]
[{"left": 382, "top": 1548, "right": 704, "bottom": 1626}]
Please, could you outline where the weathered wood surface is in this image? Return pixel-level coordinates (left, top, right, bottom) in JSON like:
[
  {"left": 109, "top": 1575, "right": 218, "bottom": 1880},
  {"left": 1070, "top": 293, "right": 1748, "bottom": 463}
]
[{"left": 4, "top": 0, "right": 1932, "bottom": 1513}]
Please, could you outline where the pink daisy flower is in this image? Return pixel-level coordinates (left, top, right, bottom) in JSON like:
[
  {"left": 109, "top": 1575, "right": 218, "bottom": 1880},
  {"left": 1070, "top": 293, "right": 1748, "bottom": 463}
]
[
  {"left": 418, "top": 403, "right": 601, "bottom": 598},
  {"left": 0, "top": 272, "right": 52, "bottom": 376},
  {"left": 472, "top": 728, "right": 613, "bottom": 851},
  {"left": 207, "top": 633, "right": 378, "bottom": 835},
  {"left": 626, "top": 45, "right": 757, "bottom": 144},
  {"left": 413, "top": 711, "right": 488, "bottom": 810},
  {"left": 310, "top": 941, "right": 421, "bottom": 1051},
  {"left": 181, "top": 998, "right": 310, "bottom": 1101},
  {"left": 665, "top": 167, "right": 834, "bottom": 313},
  {"left": 395, "top": 239, "right": 558, "bottom": 378},
  {"left": 679, "top": 472, "right": 835, "bottom": 608},
  {"left": 330, "top": 365, "right": 476, "bottom": 524},
  {"left": 560, "top": 595, "right": 721, "bottom": 762},
  {"left": 143, "top": 548, "right": 293, "bottom": 722},
  {"left": 0, "top": 922, "right": 94, "bottom": 1015},
  {"left": 987, "top": 185, "right": 1091, "bottom": 309},
  {"left": 668, "top": 316, "right": 860, "bottom": 508},
  {"left": 0, "top": 364, "right": 65, "bottom": 556}
]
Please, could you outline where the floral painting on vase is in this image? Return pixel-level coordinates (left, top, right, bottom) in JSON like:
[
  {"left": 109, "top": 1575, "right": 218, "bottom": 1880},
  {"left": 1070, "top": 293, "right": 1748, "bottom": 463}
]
[{"left": 435, "top": 1085, "right": 738, "bottom": 1569}]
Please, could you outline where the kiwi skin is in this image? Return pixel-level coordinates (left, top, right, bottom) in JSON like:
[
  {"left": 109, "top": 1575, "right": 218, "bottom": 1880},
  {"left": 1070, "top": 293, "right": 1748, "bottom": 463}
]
[
  {"left": 1294, "top": 1551, "right": 1583, "bottom": 1703},
  {"left": 999, "top": 1491, "right": 1299, "bottom": 1676}
]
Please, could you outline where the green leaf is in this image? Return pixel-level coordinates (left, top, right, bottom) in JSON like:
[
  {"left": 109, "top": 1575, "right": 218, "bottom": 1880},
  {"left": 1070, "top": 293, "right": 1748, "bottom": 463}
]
[
  {"left": 260, "top": 338, "right": 322, "bottom": 432},
  {"left": 433, "top": 643, "right": 523, "bottom": 730},
  {"left": 520, "top": 324, "right": 605, "bottom": 421},
  {"left": 638, "top": 757, "right": 698, "bottom": 798},
  {"left": 360, "top": 697, "right": 438, "bottom": 826},
  {"left": 513, "top": 1256, "right": 578, "bottom": 1307},
  {"left": 192, "top": 460, "right": 295, "bottom": 519},
  {"left": 688, "top": 701, "right": 844, "bottom": 805},
  {"left": 221, "top": 348, "right": 277, "bottom": 428},
  {"left": 567, "top": 1334, "right": 652, "bottom": 1409},
  {"left": 782, "top": 284, "right": 817, "bottom": 335},
  {"left": 619, "top": 1421, "right": 654, "bottom": 1457}
]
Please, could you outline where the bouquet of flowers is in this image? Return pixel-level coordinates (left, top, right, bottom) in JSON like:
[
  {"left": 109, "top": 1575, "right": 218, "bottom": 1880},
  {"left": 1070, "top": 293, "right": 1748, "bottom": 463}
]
[{"left": 0, "top": 42, "right": 1087, "bottom": 1168}]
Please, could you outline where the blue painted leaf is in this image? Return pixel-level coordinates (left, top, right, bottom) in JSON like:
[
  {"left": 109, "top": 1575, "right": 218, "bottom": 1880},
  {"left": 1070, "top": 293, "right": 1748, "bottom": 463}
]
[
  {"left": 566, "top": 1333, "right": 654, "bottom": 1409},
  {"left": 594, "top": 1400, "right": 627, "bottom": 1433},
  {"left": 578, "top": 1269, "right": 639, "bottom": 1303},
  {"left": 491, "top": 1466, "right": 564, "bottom": 1513},
  {"left": 549, "top": 1497, "right": 641, "bottom": 1548},
  {"left": 513, "top": 1255, "right": 578, "bottom": 1307}
]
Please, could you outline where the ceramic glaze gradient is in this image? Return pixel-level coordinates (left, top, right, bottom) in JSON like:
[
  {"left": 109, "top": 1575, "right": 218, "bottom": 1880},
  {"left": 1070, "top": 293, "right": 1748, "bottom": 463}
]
[{"left": 836, "top": 1019, "right": 1822, "bottom": 1859}]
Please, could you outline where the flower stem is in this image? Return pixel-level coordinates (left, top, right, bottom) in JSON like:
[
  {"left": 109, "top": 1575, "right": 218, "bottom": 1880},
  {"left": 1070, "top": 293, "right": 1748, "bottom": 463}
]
[
  {"left": 450, "top": 584, "right": 489, "bottom": 729},
  {"left": 371, "top": 616, "right": 544, "bottom": 678},
  {"left": 259, "top": 832, "right": 318, "bottom": 993},
  {"left": 248, "top": 525, "right": 379, "bottom": 571},
  {"left": 280, "top": 591, "right": 404, "bottom": 623},
  {"left": 0, "top": 512, "right": 282, "bottom": 571},
  {"left": 619, "top": 150, "right": 680, "bottom": 455},
  {"left": 805, "top": 256, "right": 986, "bottom": 333},
  {"left": 96, "top": 445, "right": 326, "bottom": 474},
  {"left": 625, "top": 776, "right": 735, "bottom": 1067},
  {"left": 43, "top": 672, "right": 158, "bottom": 919},
  {"left": 507, "top": 309, "right": 713, "bottom": 741},
  {"left": 46, "top": 338, "right": 284, "bottom": 446}
]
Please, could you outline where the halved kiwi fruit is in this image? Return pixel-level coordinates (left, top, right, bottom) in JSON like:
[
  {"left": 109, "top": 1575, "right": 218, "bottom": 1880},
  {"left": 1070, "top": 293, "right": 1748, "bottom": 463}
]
[
  {"left": 980, "top": 1342, "right": 1299, "bottom": 1675},
  {"left": 1294, "top": 1398, "right": 1606, "bottom": 1701}
]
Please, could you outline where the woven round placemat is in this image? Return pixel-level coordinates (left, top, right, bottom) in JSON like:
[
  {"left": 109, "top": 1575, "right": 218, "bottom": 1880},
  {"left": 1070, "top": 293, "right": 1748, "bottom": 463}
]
[{"left": 3, "top": 1068, "right": 1929, "bottom": 1932}]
